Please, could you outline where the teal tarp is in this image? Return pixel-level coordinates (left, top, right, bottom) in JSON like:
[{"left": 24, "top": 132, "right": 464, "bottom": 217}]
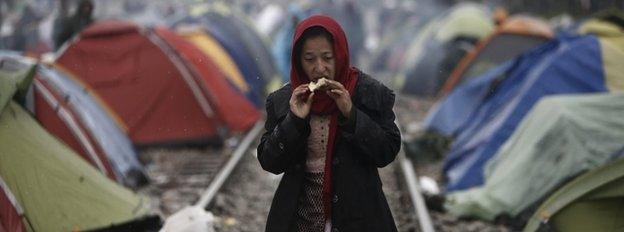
[{"left": 446, "top": 94, "right": 624, "bottom": 221}]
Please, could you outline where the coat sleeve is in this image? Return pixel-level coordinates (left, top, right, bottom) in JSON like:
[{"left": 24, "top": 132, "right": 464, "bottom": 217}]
[
  {"left": 339, "top": 87, "right": 401, "bottom": 167},
  {"left": 257, "top": 93, "right": 310, "bottom": 174}
]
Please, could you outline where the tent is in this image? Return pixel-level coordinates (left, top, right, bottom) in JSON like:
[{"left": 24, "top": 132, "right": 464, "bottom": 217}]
[
  {"left": 0, "top": 56, "right": 157, "bottom": 231},
  {"left": 523, "top": 154, "right": 624, "bottom": 232},
  {"left": 153, "top": 27, "right": 260, "bottom": 133},
  {"left": 0, "top": 50, "right": 35, "bottom": 232},
  {"left": 221, "top": 6, "right": 282, "bottom": 93},
  {"left": 1, "top": 174, "right": 26, "bottom": 232},
  {"left": 176, "top": 10, "right": 264, "bottom": 106},
  {"left": 421, "top": 61, "right": 512, "bottom": 138},
  {"left": 443, "top": 17, "right": 624, "bottom": 191},
  {"left": 209, "top": 4, "right": 282, "bottom": 94},
  {"left": 56, "top": 20, "right": 258, "bottom": 146},
  {"left": 445, "top": 94, "right": 624, "bottom": 221},
  {"left": 180, "top": 3, "right": 281, "bottom": 105},
  {"left": 177, "top": 27, "right": 250, "bottom": 96},
  {"left": 1, "top": 53, "right": 147, "bottom": 188},
  {"left": 439, "top": 15, "right": 554, "bottom": 96},
  {"left": 394, "top": 3, "right": 494, "bottom": 97},
  {"left": 35, "top": 64, "right": 149, "bottom": 187},
  {"left": 404, "top": 62, "right": 513, "bottom": 160},
  {"left": 406, "top": 16, "right": 554, "bottom": 159}
]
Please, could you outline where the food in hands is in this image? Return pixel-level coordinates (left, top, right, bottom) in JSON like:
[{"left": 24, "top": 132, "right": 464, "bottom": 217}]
[{"left": 308, "top": 77, "right": 329, "bottom": 92}]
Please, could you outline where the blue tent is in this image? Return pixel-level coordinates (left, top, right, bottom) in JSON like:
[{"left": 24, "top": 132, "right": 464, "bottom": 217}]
[
  {"left": 444, "top": 34, "right": 609, "bottom": 191},
  {"left": 422, "top": 61, "right": 513, "bottom": 137},
  {"left": 175, "top": 14, "right": 265, "bottom": 107},
  {"left": 224, "top": 11, "right": 280, "bottom": 94},
  {"left": 36, "top": 65, "right": 147, "bottom": 187}
]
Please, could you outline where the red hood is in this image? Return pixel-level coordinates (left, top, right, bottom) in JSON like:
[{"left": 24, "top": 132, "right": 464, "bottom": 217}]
[{"left": 290, "top": 15, "right": 358, "bottom": 115}]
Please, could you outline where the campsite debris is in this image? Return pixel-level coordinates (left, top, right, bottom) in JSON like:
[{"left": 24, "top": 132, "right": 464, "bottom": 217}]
[
  {"left": 159, "top": 206, "right": 215, "bottom": 232},
  {"left": 223, "top": 217, "right": 238, "bottom": 226},
  {"left": 396, "top": 96, "right": 510, "bottom": 231}
]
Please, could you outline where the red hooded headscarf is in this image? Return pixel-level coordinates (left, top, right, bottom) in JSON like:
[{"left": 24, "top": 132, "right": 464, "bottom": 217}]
[{"left": 290, "top": 15, "right": 359, "bottom": 220}]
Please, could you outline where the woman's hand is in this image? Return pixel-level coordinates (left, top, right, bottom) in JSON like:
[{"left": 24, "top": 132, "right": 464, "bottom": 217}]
[
  {"left": 325, "top": 80, "right": 353, "bottom": 118},
  {"left": 289, "top": 84, "right": 314, "bottom": 119}
]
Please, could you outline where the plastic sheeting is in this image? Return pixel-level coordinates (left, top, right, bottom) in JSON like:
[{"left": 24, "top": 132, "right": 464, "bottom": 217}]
[
  {"left": 443, "top": 17, "right": 624, "bottom": 191},
  {"left": 444, "top": 34, "right": 609, "bottom": 191},
  {"left": 524, "top": 154, "right": 624, "bottom": 232},
  {"left": 446, "top": 94, "right": 624, "bottom": 221},
  {"left": 423, "top": 61, "right": 512, "bottom": 137}
]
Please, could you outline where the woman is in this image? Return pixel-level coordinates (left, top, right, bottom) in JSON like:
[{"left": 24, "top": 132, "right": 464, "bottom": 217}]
[{"left": 257, "top": 15, "right": 401, "bottom": 232}]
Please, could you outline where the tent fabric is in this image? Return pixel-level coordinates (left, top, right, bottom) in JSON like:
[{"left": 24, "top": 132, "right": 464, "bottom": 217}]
[
  {"left": 443, "top": 32, "right": 620, "bottom": 191},
  {"left": 33, "top": 76, "right": 119, "bottom": 182},
  {"left": 179, "top": 17, "right": 264, "bottom": 107},
  {"left": 34, "top": 64, "right": 147, "bottom": 187},
  {"left": 0, "top": 175, "right": 26, "bottom": 232},
  {"left": 451, "top": 34, "right": 549, "bottom": 89},
  {"left": 444, "top": 18, "right": 624, "bottom": 191},
  {"left": 154, "top": 27, "right": 260, "bottom": 133},
  {"left": 445, "top": 93, "right": 624, "bottom": 221},
  {"left": 395, "top": 3, "right": 494, "bottom": 97},
  {"left": 218, "top": 7, "right": 282, "bottom": 94},
  {"left": 0, "top": 56, "right": 35, "bottom": 111},
  {"left": 523, "top": 155, "right": 624, "bottom": 232},
  {"left": 179, "top": 4, "right": 270, "bottom": 106},
  {"left": 422, "top": 61, "right": 512, "bottom": 137},
  {"left": 579, "top": 18, "right": 624, "bottom": 92},
  {"left": 0, "top": 59, "right": 152, "bottom": 231},
  {"left": 179, "top": 29, "right": 250, "bottom": 94},
  {"left": 0, "top": 101, "right": 152, "bottom": 231},
  {"left": 1, "top": 52, "right": 146, "bottom": 188},
  {"left": 0, "top": 58, "right": 32, "bottom": 232},
  {"left": 56, "top": 20, "right": 221, "bottom": 146},
  {"left": 439, "top": 16, "right": 554, "bottom": 96},
  {"left": 203, "top": 3, "right": 281, "bottom": 91}
]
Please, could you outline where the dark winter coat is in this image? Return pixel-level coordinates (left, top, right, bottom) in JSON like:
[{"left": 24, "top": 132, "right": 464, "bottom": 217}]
[{"left": 257, "top": 72, "right": 401, "bottom": 232}]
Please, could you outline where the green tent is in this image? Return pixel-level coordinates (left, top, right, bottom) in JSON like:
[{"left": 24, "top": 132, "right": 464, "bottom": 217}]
[
  {"left": 393, "top": 3, "right": 494, "bottom": 96},
  {"left": 0, "top": 58, "right": 153, "bottom": 231},
  {"left": 445, "top": 93, "right": 624, "bottom": 221},
  {"left": 523, "top": 156, "right": 624, "bottom": 232}
]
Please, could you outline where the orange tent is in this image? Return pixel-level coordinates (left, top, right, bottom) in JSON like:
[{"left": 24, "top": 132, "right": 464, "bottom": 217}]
[
  {"left": 56, "top": 20, "right": 259, "bottom": 146},
  {"left": 439, "top": 16, "right": 554, "bottom": 97}
]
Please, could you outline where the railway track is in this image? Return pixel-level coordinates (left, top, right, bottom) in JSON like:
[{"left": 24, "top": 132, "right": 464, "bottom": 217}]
[
  {"left": 138, "top": 114, "right": 436, "bottom": 232},
  {"left": 138, "top": 121, "right": 265, "bottom": 216}
]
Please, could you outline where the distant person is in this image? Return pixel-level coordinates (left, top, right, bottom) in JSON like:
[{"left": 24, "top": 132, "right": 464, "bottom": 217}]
[
  {"left": 53, "top": 0, "right": 93, "bottom": 50},
  {"left": 11, "top": 4, "right": 41, "bottom": 51},
  {"left": 257, "top": 15, "right": 401, "bottom": 232}
]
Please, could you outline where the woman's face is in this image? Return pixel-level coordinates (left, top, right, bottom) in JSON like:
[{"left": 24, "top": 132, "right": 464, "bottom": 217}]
[{"left": 300, "top": 36, "right": 335, "bottom": 82}]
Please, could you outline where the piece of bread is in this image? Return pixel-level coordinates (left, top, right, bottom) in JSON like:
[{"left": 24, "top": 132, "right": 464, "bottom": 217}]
[{"left": 308, "top": 77, "right": 329, "bottom": 92}]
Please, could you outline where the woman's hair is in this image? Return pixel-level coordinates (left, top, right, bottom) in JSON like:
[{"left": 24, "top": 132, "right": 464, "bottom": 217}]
[{"left": 293, "top": 26, "right": 334, "bottom": 75}]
